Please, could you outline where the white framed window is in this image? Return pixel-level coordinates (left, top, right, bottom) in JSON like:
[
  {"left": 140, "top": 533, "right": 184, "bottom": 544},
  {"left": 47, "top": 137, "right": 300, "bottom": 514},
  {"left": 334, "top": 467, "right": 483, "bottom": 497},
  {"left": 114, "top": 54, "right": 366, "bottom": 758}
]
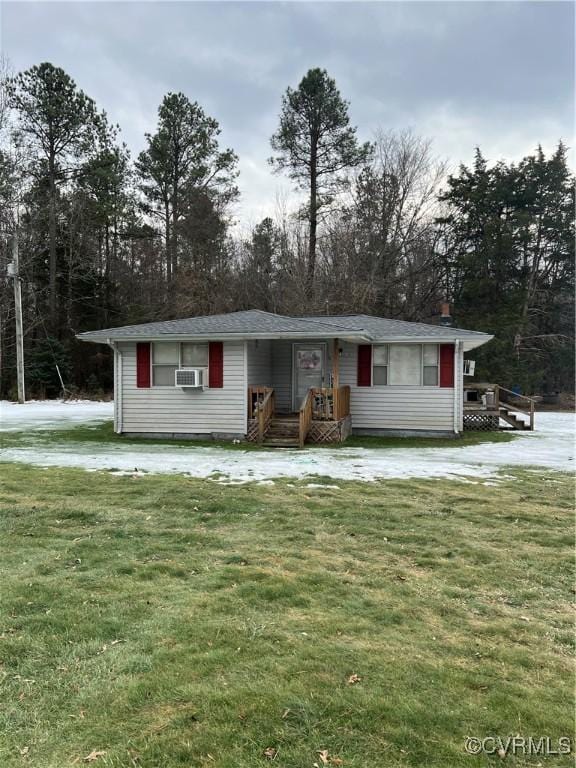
[
  {"left": 152, "top": 342, "right": 179, "bottom": 386},
  {"left": 152, "top": 342, "right": 209, "bottom": 386},
  {"left": 373, "top": 344, "right": 388, "bottom": 385},
  {"left": 422, "top": 344, "right": 439, "bottom": 386},
  {"left": 372, "top": 343, "right": 439, "bottom": 386}
]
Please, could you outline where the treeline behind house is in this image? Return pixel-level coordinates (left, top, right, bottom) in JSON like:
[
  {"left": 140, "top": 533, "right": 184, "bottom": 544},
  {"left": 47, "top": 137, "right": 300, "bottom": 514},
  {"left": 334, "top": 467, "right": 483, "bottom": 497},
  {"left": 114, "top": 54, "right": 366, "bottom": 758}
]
[{"left": 0, "top": 63, "right": 573, "bottom": 399}]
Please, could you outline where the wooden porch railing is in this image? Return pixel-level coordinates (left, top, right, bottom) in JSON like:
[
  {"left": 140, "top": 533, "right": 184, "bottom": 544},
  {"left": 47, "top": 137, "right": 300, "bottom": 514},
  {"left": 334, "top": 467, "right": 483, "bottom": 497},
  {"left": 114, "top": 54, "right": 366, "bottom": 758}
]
[
  {"left": 248, "top": 386, "right": 273, "bottom": 418},
  {"left": 299, "top": 389, "right": 313, "bottom": 448},
  {"left": 248, "top": 386, "right": 275, "bottom": 443},
  {"left": 309, "top": 386, "right": 351, "bottom": 421},
  {"left": 257, "top": 389, "right": 275, "bottom": 443},
  {"left": 494, "top": 384, "right": 536, "bottom": 431},
  {"left": 335, "top": 385, "right": 350, "bottom": 420}
]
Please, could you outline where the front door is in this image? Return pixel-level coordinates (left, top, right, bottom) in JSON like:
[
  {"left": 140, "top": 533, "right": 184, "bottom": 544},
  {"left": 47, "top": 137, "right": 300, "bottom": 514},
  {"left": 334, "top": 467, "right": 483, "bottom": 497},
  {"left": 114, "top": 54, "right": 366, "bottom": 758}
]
[{"left": 293, "top": 344, "right": 325, "bottom": 411}]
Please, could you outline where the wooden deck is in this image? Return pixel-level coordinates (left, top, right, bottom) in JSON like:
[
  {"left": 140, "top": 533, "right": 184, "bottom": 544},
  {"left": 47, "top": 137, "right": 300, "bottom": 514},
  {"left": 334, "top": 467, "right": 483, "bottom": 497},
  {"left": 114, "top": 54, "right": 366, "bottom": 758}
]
[{"left": 464, "top": 383, "right": 535, "bottom": 431}]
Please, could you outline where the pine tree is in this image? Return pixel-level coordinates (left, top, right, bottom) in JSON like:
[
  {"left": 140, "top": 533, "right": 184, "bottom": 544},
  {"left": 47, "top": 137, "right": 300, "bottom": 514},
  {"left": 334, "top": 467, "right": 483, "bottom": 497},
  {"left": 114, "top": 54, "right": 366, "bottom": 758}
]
[
  {"left": 270, "top": 68, "right": 371, "bottom": 298},
  {"left": 8, "top": 63, "right": 106, "bottom": 330},
  {"left": 136, "top": 93, "right": 238, "bottom": 287}
]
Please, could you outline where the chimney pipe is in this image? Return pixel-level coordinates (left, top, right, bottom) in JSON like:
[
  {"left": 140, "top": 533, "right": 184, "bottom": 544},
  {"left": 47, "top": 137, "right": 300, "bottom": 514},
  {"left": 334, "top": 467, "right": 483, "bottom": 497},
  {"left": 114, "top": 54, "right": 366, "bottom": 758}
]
[{"left": 440, "top": 302, "right": 453, "bottom": 327}]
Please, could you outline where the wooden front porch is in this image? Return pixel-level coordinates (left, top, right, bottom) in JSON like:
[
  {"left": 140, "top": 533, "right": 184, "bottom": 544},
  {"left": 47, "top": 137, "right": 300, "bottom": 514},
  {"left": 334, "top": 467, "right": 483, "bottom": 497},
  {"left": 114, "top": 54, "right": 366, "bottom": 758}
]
[
  {"left": 247, "top": 336, "right": 351, "bottom": 447},
  {"left": 247, "top": 385, "right": 352, "bottom": 447}
]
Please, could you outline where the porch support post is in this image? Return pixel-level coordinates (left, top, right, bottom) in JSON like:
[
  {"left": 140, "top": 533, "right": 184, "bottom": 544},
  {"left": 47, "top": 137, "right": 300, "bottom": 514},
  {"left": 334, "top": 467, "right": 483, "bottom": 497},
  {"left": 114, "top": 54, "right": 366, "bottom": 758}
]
[{"left": 332, "top": 337, "right": 339, "bottom": 419}]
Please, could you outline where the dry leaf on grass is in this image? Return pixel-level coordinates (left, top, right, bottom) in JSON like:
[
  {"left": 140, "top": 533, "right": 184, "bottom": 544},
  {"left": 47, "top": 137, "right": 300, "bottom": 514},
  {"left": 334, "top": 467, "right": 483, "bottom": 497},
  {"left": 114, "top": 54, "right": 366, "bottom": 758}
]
[
  {"left": 316, "top": 750, "right": 343, "bottom": 766},
  {"left": 19, "top": 746, "right": 29, "bottom": 756},
  {"left": 346, "top": 673, "right": 361, "bottom": 684},
  {"left": 83, "top": 750, "right": 106, "bottom": 763},
  {"left": 263, "top": 746, "right": 278, "bottom": 759}
]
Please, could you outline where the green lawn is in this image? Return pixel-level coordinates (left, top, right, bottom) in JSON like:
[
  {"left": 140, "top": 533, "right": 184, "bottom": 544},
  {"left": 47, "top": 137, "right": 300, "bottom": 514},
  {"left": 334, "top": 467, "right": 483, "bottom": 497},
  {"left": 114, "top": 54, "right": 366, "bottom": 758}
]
[
  {"left": 1, "top": 418, "right": 517, "bottom": 451},
  {"left": 0, "top": 463, "right": 573, "bottom": 767}
]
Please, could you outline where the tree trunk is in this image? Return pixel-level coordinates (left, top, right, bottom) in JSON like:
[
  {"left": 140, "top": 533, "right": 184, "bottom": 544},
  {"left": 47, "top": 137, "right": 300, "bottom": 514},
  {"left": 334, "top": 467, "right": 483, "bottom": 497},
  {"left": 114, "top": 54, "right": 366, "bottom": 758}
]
[
  {"left": 48, "top": 150, "right": 57, "bottom": 331},
  {"left": 172, "top": 158, "right": 179, "bottom": 279},
  {"left": 307, "top": 141, "right": 318, "bottom": 298},
  {"left": 165, "top": 201, "right": 171, "bottom": 285},
  {"left": 104, "top": 222, "right": 110, "bottom": 324}
]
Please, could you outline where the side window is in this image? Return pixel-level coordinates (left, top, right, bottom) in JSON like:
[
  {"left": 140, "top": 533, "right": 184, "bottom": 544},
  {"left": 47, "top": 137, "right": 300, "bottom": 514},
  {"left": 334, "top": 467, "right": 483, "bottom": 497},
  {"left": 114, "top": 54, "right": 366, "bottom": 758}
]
[
  {"left": 152, "top": 342, "right": 179, "bottom": 386},
  {"left": 372, "top": 345, "right": 388, "bottom": 385},
  {"left": 423, "top": 344, "right": 439, "bottom": 385}
]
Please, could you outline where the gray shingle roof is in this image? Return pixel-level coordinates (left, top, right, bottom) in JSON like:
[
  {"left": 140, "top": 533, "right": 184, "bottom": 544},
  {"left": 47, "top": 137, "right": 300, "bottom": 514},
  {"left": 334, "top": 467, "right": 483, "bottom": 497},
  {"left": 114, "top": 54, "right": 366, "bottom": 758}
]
[
  {"left": 77, "top": 309, "right": 492, "bottom": 345},
  {"left": 77, "top": 310, "right": 357, "bottom": 341},
  {"left": 302, "top": 314, "right": 489, "bottom": 340}
]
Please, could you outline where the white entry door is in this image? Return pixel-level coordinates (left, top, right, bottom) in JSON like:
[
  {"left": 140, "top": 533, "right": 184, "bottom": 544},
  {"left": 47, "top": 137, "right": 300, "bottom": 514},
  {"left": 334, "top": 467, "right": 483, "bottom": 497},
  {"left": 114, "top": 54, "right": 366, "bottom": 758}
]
[{"left": 293, "top": 344, "right": 325, "bottom": 411}]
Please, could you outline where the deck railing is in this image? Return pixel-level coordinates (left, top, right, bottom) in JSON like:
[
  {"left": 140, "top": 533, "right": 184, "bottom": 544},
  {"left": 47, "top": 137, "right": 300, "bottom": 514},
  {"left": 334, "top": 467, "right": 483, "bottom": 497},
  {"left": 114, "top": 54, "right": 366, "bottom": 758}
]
[
  {"left": 257, "top": 389, "right": 275, "bottom": 443},
  {"left": 464, "top": 382, "right": 536, "bottom": 431},
  {"left": 309, "top": 386, "right": 351, "bottom": 421},
  {"left": 248, "top": 386, "right": 274, "bottom": 418},
  {"left": 335, "top": 385, "right": 350, "bottom": 420},
  {"left": 299, "top": 389, "right": 313, "bottom": 448},
  {"left": 495, "top": 384, "right": 536, "bottom": 431},
  {"left": 248, "top": 386, "right": 275, "bottom": 443}
]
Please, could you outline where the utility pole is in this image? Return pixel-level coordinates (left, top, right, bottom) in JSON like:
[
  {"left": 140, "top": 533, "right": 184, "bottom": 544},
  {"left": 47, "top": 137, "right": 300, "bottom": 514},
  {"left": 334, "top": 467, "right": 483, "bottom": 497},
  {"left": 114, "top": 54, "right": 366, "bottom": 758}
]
[{"left": 8, "top": 223, "right": 25, "bottom": 403}]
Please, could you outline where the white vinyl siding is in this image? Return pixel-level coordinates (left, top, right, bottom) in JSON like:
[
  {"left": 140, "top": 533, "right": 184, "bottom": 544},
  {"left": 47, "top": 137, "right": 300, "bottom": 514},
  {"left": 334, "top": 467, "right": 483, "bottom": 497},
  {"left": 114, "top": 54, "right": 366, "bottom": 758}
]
[
  {"left": 340, "top": 342, "right": 457, "bottom": 432},
  {"left": 119, "top": 341, "right": 246, "bottom": 435}
]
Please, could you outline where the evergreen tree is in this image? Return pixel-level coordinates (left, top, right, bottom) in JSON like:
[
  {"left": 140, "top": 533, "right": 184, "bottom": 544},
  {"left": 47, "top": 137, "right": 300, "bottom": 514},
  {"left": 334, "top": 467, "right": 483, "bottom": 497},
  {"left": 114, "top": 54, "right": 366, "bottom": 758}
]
[
  {"left": 438, "top": 144, "right": 574, "bottom": 392},
  {"left": 270, "top": 68, "right": 371, "bottom": 297},
  {"left": 136, "top": 92, "right": 238, "bottom": 287},
  {"left": 8, "top": 63, "right": 107, "bottom": 330}
]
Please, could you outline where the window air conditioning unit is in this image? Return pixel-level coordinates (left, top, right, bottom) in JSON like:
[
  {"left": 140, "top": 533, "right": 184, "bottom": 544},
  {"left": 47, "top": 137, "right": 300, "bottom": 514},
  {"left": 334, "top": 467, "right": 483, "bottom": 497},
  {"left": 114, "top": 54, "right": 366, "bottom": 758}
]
[
  {"left": 463, "top": 360, "right": 476, "bottom": 376},
  {"left": 175, "top": 368, "right": 206, "bottom": 389}
]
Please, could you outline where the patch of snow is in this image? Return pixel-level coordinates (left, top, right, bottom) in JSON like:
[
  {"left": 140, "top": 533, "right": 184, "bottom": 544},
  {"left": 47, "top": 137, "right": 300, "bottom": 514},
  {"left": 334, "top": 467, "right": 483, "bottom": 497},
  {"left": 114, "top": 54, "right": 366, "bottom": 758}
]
[
  {"left": 0, "top": 399, "right": 113, "bottom": 432},
  {"left": 0, "top": 401, "right": 573, "bottom": 483},
  {"left": 305, "top": 483, "right": 341, "bottom": 490}
]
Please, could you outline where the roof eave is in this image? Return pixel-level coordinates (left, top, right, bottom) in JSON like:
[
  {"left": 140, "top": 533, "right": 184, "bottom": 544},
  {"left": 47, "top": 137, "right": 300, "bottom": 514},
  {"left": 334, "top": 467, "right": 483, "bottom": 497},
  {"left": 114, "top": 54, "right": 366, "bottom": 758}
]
[{"left": 76, "top": 331, "right": 372, "bottom": 343}]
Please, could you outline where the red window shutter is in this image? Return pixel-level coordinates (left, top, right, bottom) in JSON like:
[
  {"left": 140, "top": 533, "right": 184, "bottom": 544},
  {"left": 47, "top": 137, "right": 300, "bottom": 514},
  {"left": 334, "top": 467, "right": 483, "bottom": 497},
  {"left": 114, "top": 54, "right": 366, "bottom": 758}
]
[
  {"left": 439, "top": 344, "right": 455, "bottom": 387},
  {"left": 209, "top": 342, "right": 224, "bottom": 388},
  {"left": 136, "top": 342, "right": 151, "bottom": 388},
  {"left": 357, "top": 344, "right": 372, "bottom": 387}
]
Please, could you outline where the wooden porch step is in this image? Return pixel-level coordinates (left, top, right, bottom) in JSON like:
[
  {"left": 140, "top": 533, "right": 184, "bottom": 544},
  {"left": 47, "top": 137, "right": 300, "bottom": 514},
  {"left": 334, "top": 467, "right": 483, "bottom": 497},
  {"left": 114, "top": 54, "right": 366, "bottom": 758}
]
[
  {"left": 499, "top": 406, "right": 528, "bottom": 430},
  {"left": 262, "top": 437, "right": 299, "bottom": 448}
]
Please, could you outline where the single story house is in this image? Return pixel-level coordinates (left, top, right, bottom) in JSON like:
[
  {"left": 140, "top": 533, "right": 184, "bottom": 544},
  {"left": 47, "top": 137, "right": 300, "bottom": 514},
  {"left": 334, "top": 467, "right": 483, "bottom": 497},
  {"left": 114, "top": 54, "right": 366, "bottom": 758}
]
[{"left": 77, "top": 309, "right": 493, "bottom": 446}]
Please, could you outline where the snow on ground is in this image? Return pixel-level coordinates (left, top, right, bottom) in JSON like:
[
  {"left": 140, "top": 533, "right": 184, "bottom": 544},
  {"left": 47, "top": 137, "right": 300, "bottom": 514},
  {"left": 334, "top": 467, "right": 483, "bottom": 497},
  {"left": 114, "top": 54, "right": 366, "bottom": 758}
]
[
  {"left": 0, "top": 399, "right": 114, "bottom": 431},
  {"left": 0, "top": 400, "right": 573, "bottom": 483}
]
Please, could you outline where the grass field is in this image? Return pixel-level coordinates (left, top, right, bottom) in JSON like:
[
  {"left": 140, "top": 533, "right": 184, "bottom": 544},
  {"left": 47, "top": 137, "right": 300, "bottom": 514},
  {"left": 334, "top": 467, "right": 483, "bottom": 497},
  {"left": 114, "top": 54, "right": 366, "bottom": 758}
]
[
  {"left": 0, "top": 463, "right": 573, "bottom": 767},
  {"left": 0, "top": 419, "right": 517, "bottom": 451}
]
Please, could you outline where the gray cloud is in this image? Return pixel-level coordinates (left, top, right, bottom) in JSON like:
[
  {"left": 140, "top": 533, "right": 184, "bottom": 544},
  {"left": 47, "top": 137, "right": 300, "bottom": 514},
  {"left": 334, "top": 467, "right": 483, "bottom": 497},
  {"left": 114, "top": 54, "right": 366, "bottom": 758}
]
[{"left": 3, "top": 1, "right": 573, "bottom": 227}]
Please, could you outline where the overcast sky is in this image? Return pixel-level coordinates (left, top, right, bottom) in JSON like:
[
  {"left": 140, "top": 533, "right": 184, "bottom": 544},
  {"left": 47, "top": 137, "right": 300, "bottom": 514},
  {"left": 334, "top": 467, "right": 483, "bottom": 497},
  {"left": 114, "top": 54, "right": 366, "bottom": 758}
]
[{"left": 3, "top": 1, "right": 574, "bottom": 229}]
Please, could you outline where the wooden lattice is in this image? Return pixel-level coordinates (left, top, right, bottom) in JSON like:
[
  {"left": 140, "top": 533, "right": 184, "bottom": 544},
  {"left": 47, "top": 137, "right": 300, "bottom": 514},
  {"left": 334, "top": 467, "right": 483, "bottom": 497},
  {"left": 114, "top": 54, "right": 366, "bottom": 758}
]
[
  {"left": 248, "top": 415, "right": 352, "bottom": 444},
  {"left": 307, "top": 416, "right": 351, "bottom": 443},
  {"left": 463, "top": 412, "right": 499, "bottom": 431}
]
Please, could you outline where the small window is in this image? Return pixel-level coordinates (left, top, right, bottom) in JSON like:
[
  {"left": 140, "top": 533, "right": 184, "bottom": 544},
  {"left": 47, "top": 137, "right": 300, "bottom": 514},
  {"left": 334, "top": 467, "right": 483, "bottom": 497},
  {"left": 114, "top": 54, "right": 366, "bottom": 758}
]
[
  {"left": 181, "top": 343, "right": 208, "bottom": 368},
  {"left": 152, "top": 342, "right": 179, "bottom": 386},
  {"left": 422, "top": 344, "right": 439, "bottom": 386},
  {"left": 373, "top": 345, "right": 388, "bottom": 385}
]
